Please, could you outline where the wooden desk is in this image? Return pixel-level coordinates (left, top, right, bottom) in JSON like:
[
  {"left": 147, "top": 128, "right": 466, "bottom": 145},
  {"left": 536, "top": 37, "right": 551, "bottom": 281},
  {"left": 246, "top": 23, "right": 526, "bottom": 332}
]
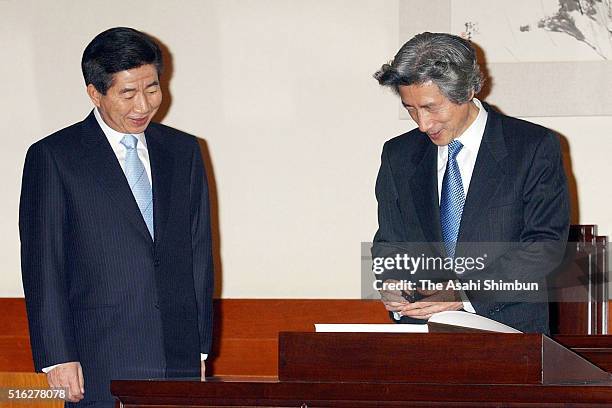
[
  {"left": 113, "top": 334, "right": 612, "bottom": 407},
  {"left": 112, "top": 376, "right": 612, "bottom": 407}
]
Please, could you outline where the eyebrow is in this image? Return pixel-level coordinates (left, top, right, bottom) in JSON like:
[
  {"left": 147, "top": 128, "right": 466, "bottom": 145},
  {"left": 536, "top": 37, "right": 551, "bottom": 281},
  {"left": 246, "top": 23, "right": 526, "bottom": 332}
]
[
  {"left": 402, "top": 101, "right": 436, "bottom": 109},
  {"left": 118, "top": 81, "right": 160, "bottom": 94}
]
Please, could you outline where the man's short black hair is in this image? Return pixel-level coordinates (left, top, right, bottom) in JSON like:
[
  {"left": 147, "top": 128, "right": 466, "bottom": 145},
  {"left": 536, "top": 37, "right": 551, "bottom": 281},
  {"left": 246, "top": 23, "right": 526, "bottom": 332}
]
[{"left": 81, "top": 27, "right": 163, "bottom": 95}]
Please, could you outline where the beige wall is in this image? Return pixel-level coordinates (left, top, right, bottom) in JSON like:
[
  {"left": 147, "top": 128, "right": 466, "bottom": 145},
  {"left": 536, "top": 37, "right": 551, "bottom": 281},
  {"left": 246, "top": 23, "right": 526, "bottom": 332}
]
[{"left": 2, "top": 0, "right": 610, "bottom": 298}]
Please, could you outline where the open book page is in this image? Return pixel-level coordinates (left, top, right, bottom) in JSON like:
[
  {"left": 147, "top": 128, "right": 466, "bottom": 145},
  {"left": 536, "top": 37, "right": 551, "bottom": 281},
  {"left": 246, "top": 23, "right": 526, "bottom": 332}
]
[{"left": 428, "top": 311, "right": 522, "bottom": 333}]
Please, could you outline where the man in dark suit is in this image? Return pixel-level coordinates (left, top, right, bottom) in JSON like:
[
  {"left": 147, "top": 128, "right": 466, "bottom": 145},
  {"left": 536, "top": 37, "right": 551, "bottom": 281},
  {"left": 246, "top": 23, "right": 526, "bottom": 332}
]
[
  {"left": 372, "top": 32, "right": 569, "bottom": 333},
  {"left": 19, "top": 27, "right": 214, "bottom": 407}
]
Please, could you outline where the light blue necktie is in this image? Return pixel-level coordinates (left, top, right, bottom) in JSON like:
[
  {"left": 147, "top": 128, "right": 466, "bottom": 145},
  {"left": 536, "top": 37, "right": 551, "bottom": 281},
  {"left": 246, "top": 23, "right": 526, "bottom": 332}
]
[
  {"left": 440, "top": 140, "right": 464, "bottom": 258},
  {"left": 121, "top": 135, "right": 154, "bottom": 239}
]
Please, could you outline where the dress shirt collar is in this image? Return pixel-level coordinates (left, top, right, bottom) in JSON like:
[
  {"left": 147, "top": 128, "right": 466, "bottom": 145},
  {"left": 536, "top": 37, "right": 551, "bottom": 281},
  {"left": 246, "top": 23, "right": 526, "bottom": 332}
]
[
  {"left": 437, "top": 98, "right": 488, "bottom": 168},
  {"left": 93, "top": 108, "right": 148, "bottom": 150}
]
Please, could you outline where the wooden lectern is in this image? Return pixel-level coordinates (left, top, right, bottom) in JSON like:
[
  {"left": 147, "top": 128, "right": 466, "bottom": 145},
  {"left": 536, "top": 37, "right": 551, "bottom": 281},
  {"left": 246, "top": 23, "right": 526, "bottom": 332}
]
[{"left": 112, "top": 332, "right": 612, "bottom": 407}]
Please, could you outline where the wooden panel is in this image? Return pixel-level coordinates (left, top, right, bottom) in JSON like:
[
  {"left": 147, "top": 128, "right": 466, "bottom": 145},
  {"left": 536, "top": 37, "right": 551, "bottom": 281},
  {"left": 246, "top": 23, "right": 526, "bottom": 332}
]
[
  {"left": 208, "top": 299, "right": 388, "bottom": 376},
  {"left": 279, "top": 332, "right": 545, "bottom": 384},
  {"left": 555, "top": 335, "right": 612, "bottom": 373},
  {"left": 0, "top": 337, "right": 34, "bottom": 372},
  {"left": 210, "top": 339, "right": 277, "bottom": 377},
  {"left": 0, "top": 299, "right": 29, "bottom": 334},
  {"left": 2, "top": 298, "right": 612, "bottom": 377},
  {"left": 0, "top": 299, "right": 34, "bottom": 372},
  {"left": 0, "top": 372, "right": 61, "bottom": 408},
  {"left": 0, "top": 298, "right": 389, "bottom": 375},
  {"left": 213, "top": 299, "right": 389, "bottom": 337},
  {"left": 0, "top": 372, "right": 48, "bottom": 386}
]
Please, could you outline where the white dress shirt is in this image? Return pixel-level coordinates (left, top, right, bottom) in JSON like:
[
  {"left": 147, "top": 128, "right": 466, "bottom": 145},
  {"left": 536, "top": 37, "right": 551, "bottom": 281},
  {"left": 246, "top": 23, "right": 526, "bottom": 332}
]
[
  {"left": 436, "top": 98, "right": 488, "bottom": 314},
  {"left": 94, "top": 108, "right": 152, "bottom": 183},
  {"left": 436, "top": 98, "right": 487, "bottom": 204}
]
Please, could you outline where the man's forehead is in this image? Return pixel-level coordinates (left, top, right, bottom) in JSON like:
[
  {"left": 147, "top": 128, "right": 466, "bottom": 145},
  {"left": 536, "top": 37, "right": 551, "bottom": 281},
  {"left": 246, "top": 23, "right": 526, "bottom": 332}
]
[
  {"left": 109, "top": 64, "right": 159, "bottom": 88},
  {"left": 399, "top": 81, "right": 447, "bottom": 106}
]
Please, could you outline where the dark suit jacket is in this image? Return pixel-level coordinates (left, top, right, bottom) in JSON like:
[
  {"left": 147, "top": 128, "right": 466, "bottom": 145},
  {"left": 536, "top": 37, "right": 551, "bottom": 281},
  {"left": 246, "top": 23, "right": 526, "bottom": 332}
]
[
  {"left": 19, "top": 111, "right": 214, "bottom": 404},
  {"left": 373, "top": 103, "right": 569, "bottom": 333}
]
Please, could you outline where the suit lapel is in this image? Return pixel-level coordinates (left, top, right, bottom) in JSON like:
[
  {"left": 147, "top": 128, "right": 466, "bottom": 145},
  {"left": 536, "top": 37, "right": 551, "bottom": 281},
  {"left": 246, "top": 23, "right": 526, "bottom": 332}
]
[
  {"left": 146, "top": 126, "right": 173, "bottom": 248},
  {"left": 458, "top": 106, "right": 507, "bottom": 242},
  {"left": 405, "top": 142, "right": 443, "bottom": 244},
  {"left": 79, "top": 111, "right": 153, "bottom": 243}
]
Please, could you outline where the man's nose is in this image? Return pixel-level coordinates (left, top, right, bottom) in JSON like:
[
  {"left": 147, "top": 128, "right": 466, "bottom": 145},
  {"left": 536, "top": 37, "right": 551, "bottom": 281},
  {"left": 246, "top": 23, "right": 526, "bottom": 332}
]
[
  {"left": 416, "top": 111, "right": 433, "bottom": 133},
  {"left": 133, "top": 93, "right": 150, "bottom": 113}
]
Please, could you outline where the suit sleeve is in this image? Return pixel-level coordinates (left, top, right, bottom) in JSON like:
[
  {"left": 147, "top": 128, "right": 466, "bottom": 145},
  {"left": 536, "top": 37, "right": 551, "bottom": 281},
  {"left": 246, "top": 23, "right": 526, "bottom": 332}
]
[
  {"left": 189, "top": 140, "right": 214, "bottom": 354},
  {"left": 374, "top": 143, "right": 407, "bottom": 244},
  {"left": 19, "top": 142, "right": 78, "bottom": 371},
  {"left": 520, "top": 132, "right": 570, "bottom": 245},
  {"left": 372, "top": 143, "right": 426, "bottom": 324}
]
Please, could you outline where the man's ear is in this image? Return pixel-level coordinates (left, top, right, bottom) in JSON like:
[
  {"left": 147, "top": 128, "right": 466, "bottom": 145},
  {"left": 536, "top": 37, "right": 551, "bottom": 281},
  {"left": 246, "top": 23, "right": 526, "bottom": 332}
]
[{"left": 87, "top": 84, "right": 102, "bottom": 108}]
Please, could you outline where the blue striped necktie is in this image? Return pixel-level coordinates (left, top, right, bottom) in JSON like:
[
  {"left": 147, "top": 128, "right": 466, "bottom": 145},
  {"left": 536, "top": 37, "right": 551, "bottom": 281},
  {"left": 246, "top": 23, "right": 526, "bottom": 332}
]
[
  {"left": 440, "top": 140, "right": 464, "bottom": 258},
  {"left": 120, "top": 135, "right": 154, "bottom": 239}
]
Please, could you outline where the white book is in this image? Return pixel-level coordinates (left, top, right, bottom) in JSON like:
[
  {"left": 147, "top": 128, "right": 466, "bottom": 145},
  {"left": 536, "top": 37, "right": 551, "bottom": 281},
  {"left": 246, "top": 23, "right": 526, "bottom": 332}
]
[
  {"left": 315, "top": 311, "right": 521, "bottom": 334},
  {"left": 314, "top": 323, "right": 428, "bottom": 333}
]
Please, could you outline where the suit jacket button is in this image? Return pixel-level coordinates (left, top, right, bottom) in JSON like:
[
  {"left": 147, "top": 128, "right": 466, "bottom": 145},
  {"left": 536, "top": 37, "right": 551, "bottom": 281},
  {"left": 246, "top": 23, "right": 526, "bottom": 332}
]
[
  {"left": 154, "top": 259, "right": 161, "bottom": 267},
  {"left": 154, "top": 303, "right": 160, "bottom": 309}
]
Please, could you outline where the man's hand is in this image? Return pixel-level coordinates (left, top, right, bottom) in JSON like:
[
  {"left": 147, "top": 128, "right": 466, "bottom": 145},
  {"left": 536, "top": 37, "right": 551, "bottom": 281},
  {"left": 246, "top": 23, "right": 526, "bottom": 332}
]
[
  {"left": 379, "top": 279, "right": 410, "bottom": 313},
  {"left": 46, "top": 361, "right": 84, "bottom": 403},
  {"left": 397, "top": 284, "right": 463, "bottom": 319},
  {"left": 201, "top": 360, "right": 206, "bottom": 381}
]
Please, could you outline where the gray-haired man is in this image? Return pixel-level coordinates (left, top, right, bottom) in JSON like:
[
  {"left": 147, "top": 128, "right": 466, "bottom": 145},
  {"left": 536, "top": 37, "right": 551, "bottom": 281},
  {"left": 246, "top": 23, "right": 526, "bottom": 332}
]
[{"left": 372, "top": 32, "right": 569, "bottom": 333}]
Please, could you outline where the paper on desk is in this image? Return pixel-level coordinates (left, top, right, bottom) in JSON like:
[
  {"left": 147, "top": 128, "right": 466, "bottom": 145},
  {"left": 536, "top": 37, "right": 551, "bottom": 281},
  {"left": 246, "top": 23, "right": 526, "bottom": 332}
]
[
  {"left": 314, "top": 324, "right": 428, "bottom": 333},
  {"left": 315, "top": 311, "right": 521, "bottom": 333}
]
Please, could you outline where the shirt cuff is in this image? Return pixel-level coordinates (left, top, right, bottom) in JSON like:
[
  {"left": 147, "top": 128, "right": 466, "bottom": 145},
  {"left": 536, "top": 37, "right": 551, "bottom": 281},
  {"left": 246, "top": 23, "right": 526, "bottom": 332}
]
[
  {"left": 200, "top": 353, "right": 208, "bottom": 361},
  {"left": 42, "top": 364, "right": 61, "bottom": 373}
]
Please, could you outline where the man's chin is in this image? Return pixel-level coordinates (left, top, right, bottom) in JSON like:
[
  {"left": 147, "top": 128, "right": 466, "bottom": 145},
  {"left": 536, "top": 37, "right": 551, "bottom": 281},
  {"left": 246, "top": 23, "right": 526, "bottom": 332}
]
[
  {"left": 427, "top": 132, "right": 449, "bottom": 146},
  {"left": 125, "top": 125, "right": 150, "bottom": 134}
]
